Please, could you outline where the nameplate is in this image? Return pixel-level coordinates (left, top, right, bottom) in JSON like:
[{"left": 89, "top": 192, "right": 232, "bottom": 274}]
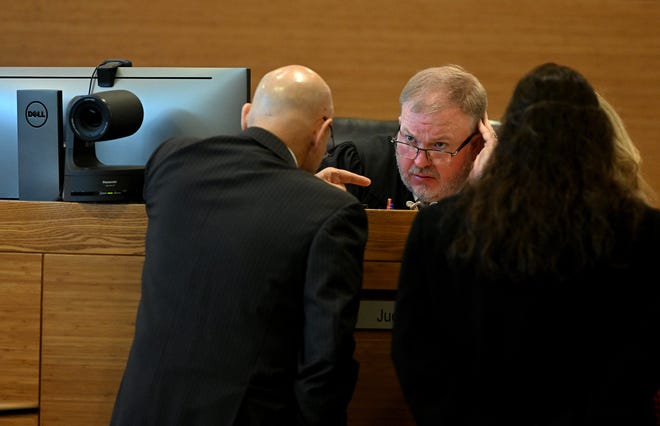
[{"left": 356, "top": 300, "right": 394, "bottom": 329}]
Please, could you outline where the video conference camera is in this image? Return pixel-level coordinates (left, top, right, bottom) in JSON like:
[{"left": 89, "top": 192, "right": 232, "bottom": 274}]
[
  {"left": 62, "top": 89, "right": 146, "bottom": 202},
  {"left": 69, "top": 89, "right": 143, "bottom": 143}
]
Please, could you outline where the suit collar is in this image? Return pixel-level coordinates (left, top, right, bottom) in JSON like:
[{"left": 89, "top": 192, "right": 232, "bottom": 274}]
[{"left": 242, "top": 127, "right": 298, "bottom": 168}]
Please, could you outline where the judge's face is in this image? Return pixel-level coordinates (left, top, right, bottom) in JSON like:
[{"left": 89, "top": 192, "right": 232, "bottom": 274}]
[{"left": 395, "top": 104, "right": 479, "bottom": 203}]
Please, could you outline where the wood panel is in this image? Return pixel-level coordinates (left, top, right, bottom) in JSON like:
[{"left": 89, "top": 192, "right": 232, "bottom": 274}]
[
  {"left": 0, "top": 253, "right": 41, "bottom": 412},
  {"left": 351, "top": 331, "right": 416, "bottom": 425},
  {"left": 363, "top": 209, "right": 415, "bottom": 292},
  {"left": 364, "top": 209, "right": 416, "bottom": 262},
  {"left": 40, "top": 254, "right": 143, "bottom": 426},
  {"left": 0, "top": 414, "right": 38, "bottom": 426},
  {"left": 0, "top": 201, "right": 417, "bottom": 260},
  {"left": 356, "top": 211, "right": 416, "bottom": 423},
  {"left": 362, "top": 261, "right": 400, "bottom": 291},
  {"left": 0, "top": 201, "right": 146, "bottom": 255}
]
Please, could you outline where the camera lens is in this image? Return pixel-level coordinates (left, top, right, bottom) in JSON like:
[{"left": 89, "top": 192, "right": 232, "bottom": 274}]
[
  {"left": 78, "top": 106, "right": 103, "bottom": 130},
  {"left": 68, "top": 90, "right": 143, "bottom": 142},
  {"left": 69, "top": 97, "right": 110, "bottom": 141}
]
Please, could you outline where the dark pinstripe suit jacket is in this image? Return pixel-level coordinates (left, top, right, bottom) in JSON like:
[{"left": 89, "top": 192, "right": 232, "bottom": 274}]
[{"left": 111, "top": 127, "right": 368, "bottom": 426}]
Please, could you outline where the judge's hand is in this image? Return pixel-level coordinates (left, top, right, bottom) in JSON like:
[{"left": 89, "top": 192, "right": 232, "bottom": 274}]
[
  {"left": 316, "top": 167, "right": 371, "bottom": 191},
  {"left": 470, "top": 112, "right": 498, "bottom": 181}
]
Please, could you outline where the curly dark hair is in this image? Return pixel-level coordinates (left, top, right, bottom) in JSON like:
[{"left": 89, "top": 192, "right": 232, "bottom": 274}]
[{"left": 447, "top": 63, "right": 646, "bottom": 282}]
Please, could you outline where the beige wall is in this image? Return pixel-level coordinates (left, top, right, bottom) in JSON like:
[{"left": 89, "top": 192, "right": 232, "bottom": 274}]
[{"left": 2, "top": 0, "right": 659, "bottom": 198}]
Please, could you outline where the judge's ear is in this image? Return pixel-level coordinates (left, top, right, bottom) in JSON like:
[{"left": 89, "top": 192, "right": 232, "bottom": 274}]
[{"left": 241, "top": 103, "right": 252, "bottom": 130}]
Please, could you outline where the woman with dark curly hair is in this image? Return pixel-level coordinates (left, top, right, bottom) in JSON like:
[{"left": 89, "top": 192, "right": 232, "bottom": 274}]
[{"left": 392, "top": 62, "right": 660, "bottom": 425}]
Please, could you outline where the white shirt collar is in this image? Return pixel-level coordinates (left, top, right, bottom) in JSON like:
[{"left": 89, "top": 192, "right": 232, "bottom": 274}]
[{"left": 287, "top": 146, "right": 298, "bottom": 167}]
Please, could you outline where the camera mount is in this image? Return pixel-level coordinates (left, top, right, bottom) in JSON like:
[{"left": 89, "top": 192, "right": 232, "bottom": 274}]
[{"left": 61, "top": 89, "right": 145, "bottom": 202}]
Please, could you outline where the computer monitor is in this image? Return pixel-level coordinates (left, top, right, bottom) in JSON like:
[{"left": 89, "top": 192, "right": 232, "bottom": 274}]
[{"left": 0, "top": 66, "right": 251, "bottom": 199}]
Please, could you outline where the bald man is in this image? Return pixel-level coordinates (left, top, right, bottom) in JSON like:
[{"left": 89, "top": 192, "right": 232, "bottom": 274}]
[{"left": 110, "top": 65, "right": 368, "bottom": 426}]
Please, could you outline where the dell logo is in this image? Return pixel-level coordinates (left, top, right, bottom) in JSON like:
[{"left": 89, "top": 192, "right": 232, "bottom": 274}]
[{"left": 25, "top": 101, "right": 48, "bottom": 128}]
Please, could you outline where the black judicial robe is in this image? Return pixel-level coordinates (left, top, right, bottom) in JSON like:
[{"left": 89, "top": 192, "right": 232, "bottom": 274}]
[{"left": 319, "top": 134, "right": 414, "bottom": 210}]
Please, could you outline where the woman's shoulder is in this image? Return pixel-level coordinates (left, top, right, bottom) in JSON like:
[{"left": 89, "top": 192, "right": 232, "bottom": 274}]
[
  {"left": 414, "top": 194, "right": 465, "bottom": 232},
  {"left": 639, "top": 205, "right": 660, "bottom": 236}
]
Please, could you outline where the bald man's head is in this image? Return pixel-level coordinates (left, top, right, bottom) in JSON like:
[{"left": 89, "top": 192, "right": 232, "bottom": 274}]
[
  {"left": 241, "top": 65, "right": 335, "bottom": 173},
  {"left": 247, "top": 65, "right": 333, "bottom": 127}
]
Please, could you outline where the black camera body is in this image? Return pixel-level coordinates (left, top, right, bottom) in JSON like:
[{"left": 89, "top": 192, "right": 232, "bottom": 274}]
[{"left": 62, "top": 89, "right": 145, "bottom": 202}]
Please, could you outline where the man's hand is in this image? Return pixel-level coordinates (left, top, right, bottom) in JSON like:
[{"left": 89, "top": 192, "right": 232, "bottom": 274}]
[
  {"left": 470, "top": 112, "right": 498, "bottom": 181},
  {"left": 316, "top": 167, "right": 371, "bottom": 191}
]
